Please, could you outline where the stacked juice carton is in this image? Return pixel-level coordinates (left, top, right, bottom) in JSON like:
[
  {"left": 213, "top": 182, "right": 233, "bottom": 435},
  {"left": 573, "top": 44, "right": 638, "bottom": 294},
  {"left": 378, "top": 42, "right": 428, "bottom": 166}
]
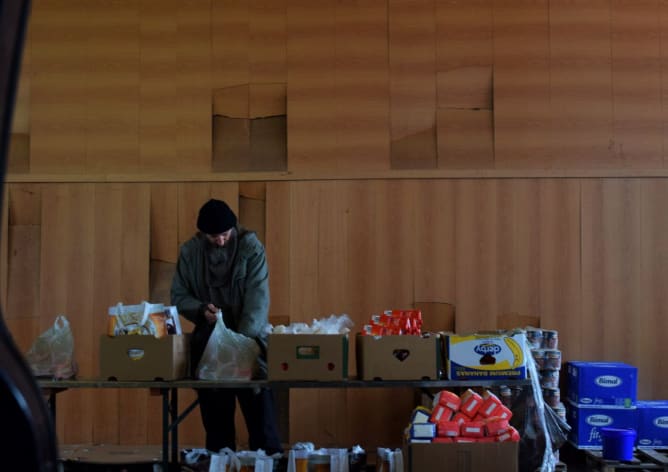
[
  {"left": 566, "top": 361, "right": 638, "bottom": 449},
  {"left": 405, "top": 389, "right": 520, "bottom": 444}
]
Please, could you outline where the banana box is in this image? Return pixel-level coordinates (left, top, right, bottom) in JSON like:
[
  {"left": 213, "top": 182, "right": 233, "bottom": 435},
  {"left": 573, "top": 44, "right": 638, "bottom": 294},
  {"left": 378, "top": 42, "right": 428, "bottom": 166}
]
[{"left": 445, "top": 332, "right": 527, "bottom": 380}]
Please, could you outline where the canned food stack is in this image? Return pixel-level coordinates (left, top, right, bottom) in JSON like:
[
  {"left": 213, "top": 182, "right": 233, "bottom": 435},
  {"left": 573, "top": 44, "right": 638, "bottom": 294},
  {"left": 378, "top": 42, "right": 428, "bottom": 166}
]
[{"left": 526, "top": 328, "right": 566, "bottom": 422}]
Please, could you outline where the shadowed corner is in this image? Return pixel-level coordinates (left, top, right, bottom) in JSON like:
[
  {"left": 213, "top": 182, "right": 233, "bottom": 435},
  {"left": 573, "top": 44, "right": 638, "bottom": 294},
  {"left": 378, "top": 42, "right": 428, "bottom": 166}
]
[{"left": 0, "top": 1, "right": 59, "bottom": 470}]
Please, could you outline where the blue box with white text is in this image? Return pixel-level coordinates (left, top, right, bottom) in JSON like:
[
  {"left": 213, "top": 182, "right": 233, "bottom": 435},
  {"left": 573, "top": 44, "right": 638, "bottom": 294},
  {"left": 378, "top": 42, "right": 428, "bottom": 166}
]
[{"left": 567, "top": 361, "right": 637, "bottom": 407}]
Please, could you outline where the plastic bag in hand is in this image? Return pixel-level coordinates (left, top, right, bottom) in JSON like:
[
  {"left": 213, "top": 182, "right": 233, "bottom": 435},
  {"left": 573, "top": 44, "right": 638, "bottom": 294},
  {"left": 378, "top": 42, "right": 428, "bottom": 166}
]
[
  {"left": 196, "top": 311, "right": 260, "bottom": 380},
  {"left": 25, "top": 315, "right": 78, "bottom": 379}
]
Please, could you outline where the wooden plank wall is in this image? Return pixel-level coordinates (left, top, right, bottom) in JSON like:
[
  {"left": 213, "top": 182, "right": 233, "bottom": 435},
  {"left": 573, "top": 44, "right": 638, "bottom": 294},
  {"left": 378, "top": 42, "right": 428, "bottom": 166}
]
[
  {"left": 2, "top": 179, "right": 668, "bottom": 451},
  {"left": 8, "top": 0, "right": 668, "bottom": 456},
  {"left": 16, "top": 1, "right": 668, "bottom": 174}
]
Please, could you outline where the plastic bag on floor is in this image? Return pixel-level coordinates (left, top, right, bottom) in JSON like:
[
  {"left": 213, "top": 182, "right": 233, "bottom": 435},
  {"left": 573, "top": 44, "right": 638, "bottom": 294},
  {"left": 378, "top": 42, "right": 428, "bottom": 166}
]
[{"left": 376, "top": 448, "right": 403, "bottom": 472}]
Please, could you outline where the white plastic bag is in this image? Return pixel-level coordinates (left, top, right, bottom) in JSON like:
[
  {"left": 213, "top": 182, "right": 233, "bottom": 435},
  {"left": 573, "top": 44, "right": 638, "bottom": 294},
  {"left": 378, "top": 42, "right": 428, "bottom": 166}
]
[
  {"left": 25, "top": 315, "right": 77, "bottom": 379},
  {"left": 196, "top": 311, "right": 260, "bottom": 380},
  {"left": 376, "top": 448, "right": 403, "bottom": 472}
]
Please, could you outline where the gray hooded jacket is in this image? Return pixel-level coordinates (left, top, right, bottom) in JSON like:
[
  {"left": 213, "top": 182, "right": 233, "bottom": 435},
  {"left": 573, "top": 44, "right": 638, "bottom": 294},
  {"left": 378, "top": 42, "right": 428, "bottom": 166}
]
[{"left": 170, "top": 227, "right": 270, "bottom": 378}]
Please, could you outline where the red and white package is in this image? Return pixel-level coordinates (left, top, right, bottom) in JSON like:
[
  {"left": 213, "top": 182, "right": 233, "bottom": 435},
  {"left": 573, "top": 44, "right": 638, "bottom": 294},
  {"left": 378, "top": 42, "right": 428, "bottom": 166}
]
[
  {"left": 437, "top": 390, "right": 462, "bottom": 411},
  {"left": 496, "top": 426, "right": 521, "bottom": 443},
  {"left": 460, "top": 421, "right": 485, "bottom": 438},
  {"left": 437, "top": 420, "right": 460, "bottom": 438},
  {"left": 430, "top": 405, "right": 454, "bottom": 424},
  {"left": 459, "top": 389, "right": 483, "bottom": 418},
  {"left": 479, "top": 391, "right": 502, "bottom": 418},
  {"left": 485, "top": 418, "right": 510, "bottom": 436}
]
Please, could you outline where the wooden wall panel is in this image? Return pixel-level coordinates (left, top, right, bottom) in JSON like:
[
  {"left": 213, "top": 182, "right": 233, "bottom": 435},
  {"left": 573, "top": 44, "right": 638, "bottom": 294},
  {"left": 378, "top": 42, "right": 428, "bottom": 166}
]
[
  {"left": 437, "top": 109, "right": 494, "bottom": 168},
  {"left": 662, "top": 1, "right": 668, "bottom": 166},
  {"left": 176, "top": 0, "right": 212, "bottom": 173},
  {"left": 2, "top": 166, "right": 39, "bottom": 380},
  {"left": 536, "top": 180, "right": 582, "bottom": 360},
  {"left": 639, "top": 179, "right": 668, "bottom": 398},
  {"left": 388, "top": 0, "right": 437, "bottom": 169},
  {"left": 29, "top": 1, "right": 88, "bottom": 173},
  {"left": 454, "top": 180, "right": 499, "bottom": 332},
  {"left": 212, "top": 0, "right": 250, "bottom": 89},
  {"left": 286, "top": 0, "right": 338, "bottom": 171},
  {"left": 436, "top": 0, "right": 492, "bottom": 71},
  {"left": 435, "top": 1, "right": 493, "bottom": 167},
  {"left": 9, "top": 17, "right": 31, "bottom": 173},
  {"left": 610, "top": 0, "right": 662, "bottom": 167},
  {"left": 493, "top": 0, "right": 551, "bottom": 166},
  {"left": 139, "top": 0, "right": 178, "bottom": 171},
  {"left": 86, "top": 0, "right": 140, "bottom": 173},
  {"left": 414, "top": 180, "right": 456, "bottom": 303},
  {"left": 333, "top": 0, "right": 390, "bottom": 171},
  {"left": 150, "top": 183, "right": 179, "bottom": 264},
  {"left": 550, "top": 0, "right": 613, "bottom": 167},
  {"left": 19, "top": 1, "right": 668, "bottom": 176},
  {"left": 265, "top": 182, "right": 291, "bottom": 321},
  {"left": 495, "top": 180, "right": 541, "bottom": 317},
  {"left": 250, "top": 0, "right": 286, "bottom": 84},
  {"left": 5, "top": 184, "right": 41, "bottom": 350},
  {"left": 581, "top": 180, "right": 643, "bottom": 366}
]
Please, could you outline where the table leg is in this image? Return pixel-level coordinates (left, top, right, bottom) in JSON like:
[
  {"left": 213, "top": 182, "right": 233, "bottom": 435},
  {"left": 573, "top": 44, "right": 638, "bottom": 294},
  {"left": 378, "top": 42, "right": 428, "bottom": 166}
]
[
  {"left": 49, "top": 390, "right": 56, "bottom": 422},
  {"left": 162, "top": 388, "right": 169, "bottom": 471},
  {"left": 171, "top": 387, "right": 179, "bottom": 467}
]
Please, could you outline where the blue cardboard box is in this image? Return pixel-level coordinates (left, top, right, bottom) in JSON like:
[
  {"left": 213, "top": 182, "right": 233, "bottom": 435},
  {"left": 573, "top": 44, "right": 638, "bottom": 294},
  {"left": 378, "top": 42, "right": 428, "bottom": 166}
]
[
  {"left": 637, "top": 401, "right": 668, "bottom": 448},
  {"left": 567, "top": 361, "right": 637, "bottom": 407},
  {"left": 567, "top": 401, "right": 638, "bottom": 449}
]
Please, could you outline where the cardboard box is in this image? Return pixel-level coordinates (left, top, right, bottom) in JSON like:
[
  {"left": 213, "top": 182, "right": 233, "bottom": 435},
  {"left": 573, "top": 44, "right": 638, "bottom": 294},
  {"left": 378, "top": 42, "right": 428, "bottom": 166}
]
[
  {"left": 637, "top": 401, "right": 668, "bottom": 448},
  {"left": 268, "top": 334, "right": 348, "bottom": 381},
  {"left": 445, "top": 332, "right": 527, "bottom": 380},
  {"left": 413, "top": 301, "right": 455, "bottom": 333},
  {"left": 99, "top": 334, "right": 189, "bottom": 381},
  {"left": 566, "top": 401, "right": 638, "bottom": 449},
  {"left": 356, "top": 334, "right": 441, "bottom": 380},
  {"left": 405, "top": 441, "right": 518, "bottom": 472},
  {"left": 566, "top": 361, "right": 637, "bottom": 407}
]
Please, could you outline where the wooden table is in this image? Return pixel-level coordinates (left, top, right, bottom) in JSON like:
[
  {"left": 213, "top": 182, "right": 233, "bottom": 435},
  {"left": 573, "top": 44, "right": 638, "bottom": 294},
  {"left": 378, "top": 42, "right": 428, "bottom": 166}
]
[{"left": 39, "top": 378, "right": 532, "bottom": 471}]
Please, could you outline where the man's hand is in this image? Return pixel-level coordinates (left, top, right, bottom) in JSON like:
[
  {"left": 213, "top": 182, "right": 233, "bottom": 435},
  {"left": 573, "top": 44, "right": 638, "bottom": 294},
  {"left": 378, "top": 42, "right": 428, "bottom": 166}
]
[{"left": 203, "top": 303, "right": 219, "bottom": 324}]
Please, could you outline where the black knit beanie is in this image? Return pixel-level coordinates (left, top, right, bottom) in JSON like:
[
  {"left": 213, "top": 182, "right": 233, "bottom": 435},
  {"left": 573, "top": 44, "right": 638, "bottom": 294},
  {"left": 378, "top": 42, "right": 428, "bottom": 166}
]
[{"left": 197, "top": 199, "right": 237, "bottom": 234}]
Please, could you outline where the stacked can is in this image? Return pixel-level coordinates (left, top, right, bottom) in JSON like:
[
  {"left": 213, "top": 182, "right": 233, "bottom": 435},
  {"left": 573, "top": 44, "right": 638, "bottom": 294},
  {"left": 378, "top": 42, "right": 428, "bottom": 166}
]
[
  {"left": 527, "top": 327, "right": 565, "bottom": 463},
  {"left": 527, "top": 328, "right": 564, "bottom": 411}
]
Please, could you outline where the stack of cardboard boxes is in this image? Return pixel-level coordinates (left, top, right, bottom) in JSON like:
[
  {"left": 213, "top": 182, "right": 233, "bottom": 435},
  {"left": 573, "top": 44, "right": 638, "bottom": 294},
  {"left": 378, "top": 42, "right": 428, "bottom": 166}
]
[{"left": 566, "top": 361, "right": 638, "bottom": 449}]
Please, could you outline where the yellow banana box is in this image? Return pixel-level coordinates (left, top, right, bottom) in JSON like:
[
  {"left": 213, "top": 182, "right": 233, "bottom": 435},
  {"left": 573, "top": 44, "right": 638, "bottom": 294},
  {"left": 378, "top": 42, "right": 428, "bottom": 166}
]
[{"left": 445, "top": 332, "right": 527, "bottom": 380}]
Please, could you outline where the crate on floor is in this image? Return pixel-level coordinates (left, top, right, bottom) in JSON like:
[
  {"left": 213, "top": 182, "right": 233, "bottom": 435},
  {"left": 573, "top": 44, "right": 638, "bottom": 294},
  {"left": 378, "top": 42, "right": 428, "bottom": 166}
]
[
  {"left": 584, "top": 448, "right": 668, "bottom": 471},
  {"left": 59, "top": 444, "right": 162, "bottom": 472}
]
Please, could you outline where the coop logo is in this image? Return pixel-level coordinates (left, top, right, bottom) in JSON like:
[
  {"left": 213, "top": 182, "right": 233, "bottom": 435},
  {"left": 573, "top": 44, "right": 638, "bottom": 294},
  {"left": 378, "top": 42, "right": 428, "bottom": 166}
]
[
  {"left": 595, "top": 375, "right": 622, "bottom": 388},
  {"left": 586, "top": 414, "right": 613, "bottom": 426},
  {"left": 654, "top": 417, "right": 668, "bottom": 428},
  {"left": 474, "top": 343, "right": 501, "bottom": 356}
]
